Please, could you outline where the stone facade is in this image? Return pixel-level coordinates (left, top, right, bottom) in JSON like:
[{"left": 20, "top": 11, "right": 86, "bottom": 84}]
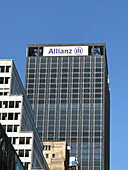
[{"left": 42, "top": 141, "right": 68, "bottom": 170}]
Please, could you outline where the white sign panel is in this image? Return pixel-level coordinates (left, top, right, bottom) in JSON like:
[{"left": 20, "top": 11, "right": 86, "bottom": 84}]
[{"left": 43, "top": 46, "right": 88, "bottom": 56}]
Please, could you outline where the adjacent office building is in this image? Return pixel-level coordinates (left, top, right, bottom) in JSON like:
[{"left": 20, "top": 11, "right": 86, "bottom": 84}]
[
  {"left": 25, "top": 43, "right": 110, "bottom": 170},
  {"left": 0, "top": 60, "right": 49, "bottom": 170},
  {"left": 0, "top": 123, "right": 25, "bottom": 170}
]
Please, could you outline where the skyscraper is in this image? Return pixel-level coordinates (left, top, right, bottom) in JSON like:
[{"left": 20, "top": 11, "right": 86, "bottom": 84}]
[{"left": 25, "top": 43, "right": 110, "bottom": 170}]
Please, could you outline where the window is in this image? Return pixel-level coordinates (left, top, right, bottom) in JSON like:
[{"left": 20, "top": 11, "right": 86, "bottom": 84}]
[
  {"left": 51, "top": 74, "right": 56, "bottom": 78},
  {"left": 63, "top": 58, "right": 68, "bottom": 62},
  {"left": 60, "top": 126, "right": 65, "bottom": 130},
  {"left": 62, "top": 63, "right": 68, "bottom": 67},
  {"left": 73, "top": 69, "right": 79, "bottom": 72},
  {"left": 84, "top": 73, "right": 90, "bottom": 78},
  {"left": 94, "top": 155, "right": 101, "bottom": 160},
  {"left": 62, "top": 79, "right": 67, "bottom": 83},
  {"left": 62, "top": 84, "right": 68, "bottom": 88},
  {"left": 5, "top": 77, "right": 9, "bottom": 84},
  {"left": 52, "top": 58, "right": 57, "bottom": 62},
  {"left": 62, "top": 74, "right": 67, "bottom": 78},
  {"left": 94, "top": 149, "right": 101, "bottom": 154},
  {"left": 8, "top": 113, "right": 13, "bottom": 120},
  {"left": 52, "top": 154, "right": 55, "bottom": 158},
  {"left": 14, "top": 125, "right": 18, "bottom": 132},
  {"left": 6, "top": 66, "right": 10, "bottom": 72},
  {"left": 50, "top": 95, "right": 56, "bottom": 98},
  {"left": 41, "top": 58, "right": 46, "bottom": 63},
  {"left": 13, "top": 137, "right": 17, "bottom": 144},
  {"left": 82, "top": 161, "right": 88, "bottom": 166},
  {"left": 61, "top": 100, "right": 66, "bottom": 104},
  {"left": 62, "top": 69, "right": 68, "bottom": 73},
  {"left": 2, "top": 113, "right": 7, "bottom": 120},
  {"left": 19, "top": 150, "right": 24, "bottom": 157},
  {"left": 73, "top": 74, "right": 79, "bottom": 77},
  {"left": 29, "top": 58, "right": 36, "bottom": 63},
  {"left": 73, "top": 63, "right": 79, "bottom": 67},
  {"left": 28, "top": 47, "right": 38, "bottom": 56},
  {"left": 7, "top": 125, "right": 13, "bottom": 132},
  {"left": 50, "top": 100, "right": 55, "bottom": 104},
  {"left": 2, "top": 125, "right": 6, "bottom": 131},
  {"left": 19, "top": 137, "right": 25, "bottom": 144},
  {"left": 61, "top": 115, "right": 66, "bottom": 120},
  {"left": 94, "top": 46, "right": 103, "bottom": 55},
  {"left": 61, "top": 89, "right": 67, "bottom": 93},
  {"left": 51, "top": 69, "right": 57, "bottom": 73},
  {"left": 9, "top": 101, "right": 14, "bottom": 108},
  {"left": 14, "top": 113, "right": 19, "bottom": 120},
  {"left": 60, "top": 121, "right": 66, "bottom": 125},
  {"left": 29, "top": 75, "right": 34, "bottom": 79},
  {"left": 3, "top": 101, "right": 8, "bottom": 108},
  {"left": 72, "top": 99, "right": 78, "bottom": 103},
  {"left": 51, "top": 84, "right": 56, "bottom": 88},
  {"left": 73, "top": 79, "right": 79, "bottom": 83},
  {"left": 0, "top": 77, "right": 4, "bottom": 84},
  {"left": 85, "top": 63, "right": 90, "bottom": 67},
  {"left": 46, "top": 154, "right": 49, "bottom": 158},
  {"left": 0, "top": 66, "right": 4, "bottom": 72},
  {"left": 25, "top": 150, "right": 30, "bottom": 157},
  {"left": 25, "top": 163, "right": 30, "bottom": 169},
  {"left": 94, "top": 161, "right": 100, "bottom": 166},
  {"left": 26, "top": 137, "right": 31, "bottom": 144},
  {"left": 73, "top": 89, "right": 78, "bottom": 93},
  {"left": 51, "top": 64, "right": 57, "bottom": 68},
  {"left": 15, "top": 101, "right": 21, "bottom": 108},
  {"left": 50, "top": 89, "right": 56, "bottom": 93},
  {"left": 74, "top": 57, "right": 79, "bottom": 62},
  {"left": 39, "top": 47, "right": 43, "bottom": 56},
  {"left": 29, "top": 79, "right": 34, "bottom": 83},
  {"left": 40, "top": 64, "right": 46, "bottom": 68}
]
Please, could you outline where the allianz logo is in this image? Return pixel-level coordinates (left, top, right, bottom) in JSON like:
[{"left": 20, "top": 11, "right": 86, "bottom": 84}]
[
  {"left": 74, "top": 47, "right": 83, "bottom": 54},
  {"left": 48, "top": 47, "right": 83, "bottom": 55}
]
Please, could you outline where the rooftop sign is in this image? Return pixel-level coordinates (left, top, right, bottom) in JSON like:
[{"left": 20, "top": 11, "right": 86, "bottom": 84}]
[{"left": 43, "top": 46, "right": 88, "bottom": 56}]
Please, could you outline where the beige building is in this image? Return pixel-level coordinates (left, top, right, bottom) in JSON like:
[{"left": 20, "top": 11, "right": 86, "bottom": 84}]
[{"left": 42, "top": 141, "right": 69, "bottom": 170}]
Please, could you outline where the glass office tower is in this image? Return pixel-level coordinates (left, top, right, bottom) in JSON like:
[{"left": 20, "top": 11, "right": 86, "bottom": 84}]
[{"left": 25, "top": 43, "right": 110, "bottom": 170}]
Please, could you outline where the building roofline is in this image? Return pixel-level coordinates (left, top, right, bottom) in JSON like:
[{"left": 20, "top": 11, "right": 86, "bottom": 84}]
[
  {"left": 0, "top": 59, "right": 13, "bottom": 61},
  {"left": 42, "top": 140, "right": 66, "bottom": 143},
  {"left": 27, "top": 43, "right": 106, "bottom": 47}
]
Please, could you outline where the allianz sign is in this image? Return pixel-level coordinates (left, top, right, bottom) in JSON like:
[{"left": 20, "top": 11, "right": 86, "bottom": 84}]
[{"left": 43, "top": 46, "right": 88, "bottom": 56}]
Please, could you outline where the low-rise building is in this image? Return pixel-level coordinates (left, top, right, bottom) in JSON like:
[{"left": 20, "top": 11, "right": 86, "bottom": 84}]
[{"left": 42, "top": 141, "right": 69, "bottom": 170}]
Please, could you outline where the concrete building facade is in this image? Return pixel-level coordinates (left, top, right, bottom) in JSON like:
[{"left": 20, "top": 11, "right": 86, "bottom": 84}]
[
  {"left": 0, "top": 60, "right": 49, "bottom": 170},
  {"left": 42, "top": 141, "right": 69, "bottom": 170}
]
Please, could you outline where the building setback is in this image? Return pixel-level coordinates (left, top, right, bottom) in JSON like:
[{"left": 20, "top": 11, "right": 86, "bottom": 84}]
[
  {"left": 0, "top": 60, "right": 49, "bottom": 170},
  {"left": 25, "top": 43, "right": 110, "bottom": 170}
]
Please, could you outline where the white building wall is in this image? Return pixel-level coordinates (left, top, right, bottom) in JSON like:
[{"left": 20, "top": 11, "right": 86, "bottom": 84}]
[
  {"left": 0, "top": 95, "right": 34, "bottom": 169},
  {"left": 0, "top": 60, "right": 49, "bottom": 170}
]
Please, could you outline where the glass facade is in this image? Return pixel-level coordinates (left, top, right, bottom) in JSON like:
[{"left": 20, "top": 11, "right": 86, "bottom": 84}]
[{"left": 25, "top": 44, "right": 110, "bottom": 170}]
